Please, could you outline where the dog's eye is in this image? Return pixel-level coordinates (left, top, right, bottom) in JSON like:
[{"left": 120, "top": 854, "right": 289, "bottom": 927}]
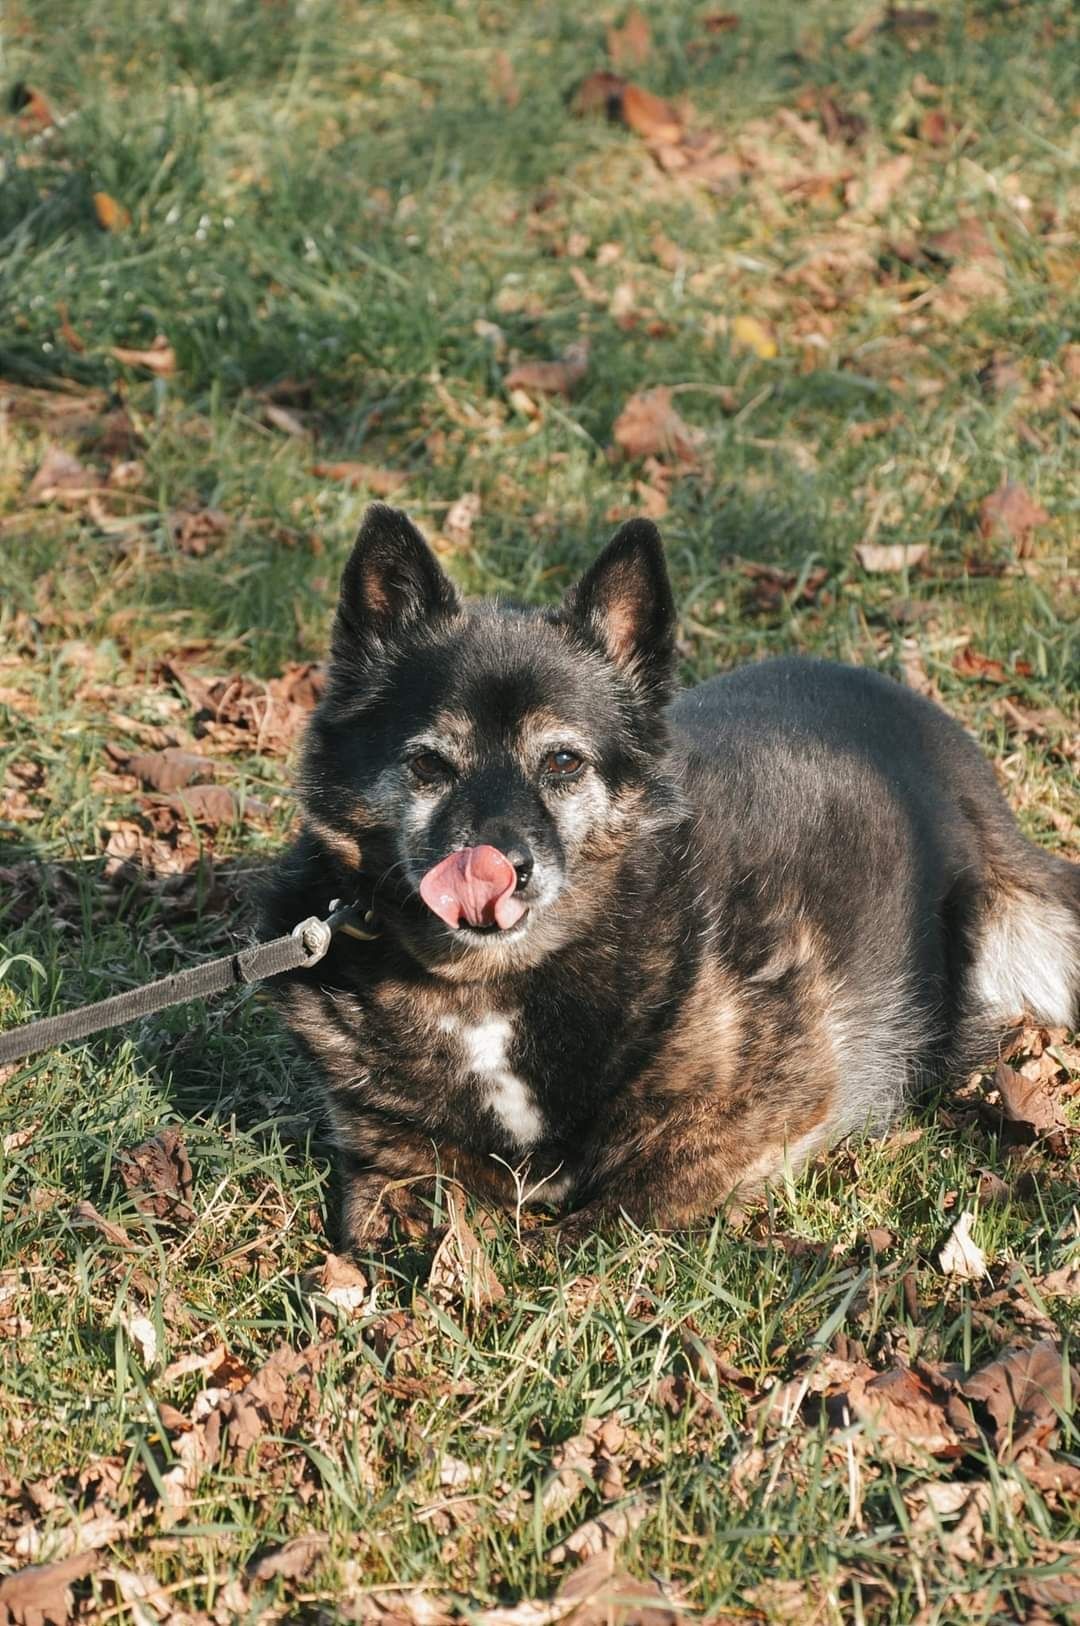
[
  {"left": 410, "top": 751, "right": 453, "bottom": 784},
  {"left": 543, "top": 749, "right": 584, "bottom": 779}
]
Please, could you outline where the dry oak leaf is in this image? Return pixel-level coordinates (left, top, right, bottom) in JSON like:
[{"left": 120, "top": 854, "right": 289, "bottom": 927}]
[
  {"left": 104, "top": 745, "right": 215, "bottom": 792},
  {"left": 246, "top": 1531, "right": 330, "bottom": 1582},
  {"left": 116, "top": 1126, "right": 194, "bottom": 1226},
  {"left": 26, "top": 446, "right": 101, "bottom": 506},
  {"left": 170, "top": 507, "right": 229, "bottom": 557},
  {"left": 607, "top": 7, "right": 652, "bottom": 69},
  {"left": 93, "top": 191, "right": 130, "bottom": 232},
  {"left": 854, "top": 542, "right": 929, "bottom": 574},
  {"left": 612, "top": 387, "right": 705, "bottom": 465},
  {"left": 475, "top": 1553, "right": 684, "bottom": 1626},
  {"left": 960, "top": 1339, "right": 1077, "bottom": 1456},
  {"left": 302, "top": 1252, "right": 370, "bottom": 1316},
  {"left": 217, "top": 1340, "right": 328, "bottom": 1455},
  {"left": 845, "top": 153, "right": 912, "bottom": 215},
  {"left": 992, "top": 1059, "right": 1069, "bottom": 1152},
  {"left": 110, "top": 336, "right": 175, "bottom": 376},
  {"left": 978, "top": 482, "right": 1050, "bottom": 557},
  {"left": 0, "top": 1549, "right": 100, "bottom": 1626},
  {"left": 547, "top": 1494, "right": 653, "bottom": 1564},
  {"left": 938, "top": 1209, "right": 988, "bottom": 1282},
  {"left": 621, "top": 83, "right": 684, "bottom": 144},
  {"left": 427, "top": 1197, "right": 505, "bottom": 1315},
  {"left": 68, "top": 1201, "right": 132, "bottom": 1249},
  {"left": 312, "top": 461, "right": 408, "bottom": 497},
  {"left": 952, "top": 646, "right": 1031, "bottom": 685},
  {"left": 845, "top": 1363, "right": 966, "bottom": 1465},
  {"left": 149, "top": 783, "right": 269, "bottom": 831},
  {"left": 505, "top": 341, "right": 590, "bottom": 399}
]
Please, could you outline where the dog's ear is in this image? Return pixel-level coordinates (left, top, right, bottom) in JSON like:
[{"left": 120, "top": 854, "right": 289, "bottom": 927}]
[
  {"left": 336, "top": 505, "right": 459, "bottom": 645},
  {"left": 564, "top": 519, "right": 676, "bottom": 702}
]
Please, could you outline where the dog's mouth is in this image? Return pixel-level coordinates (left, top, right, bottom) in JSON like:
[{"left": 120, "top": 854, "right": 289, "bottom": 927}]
[{"left": 418, "top": 845, "right": 527, "bottom": 933}]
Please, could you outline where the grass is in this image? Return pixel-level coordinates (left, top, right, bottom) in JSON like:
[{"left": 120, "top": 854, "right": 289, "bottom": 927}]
[{"left": 1, "top": 0, "right": 1079, "bottom": 1619}]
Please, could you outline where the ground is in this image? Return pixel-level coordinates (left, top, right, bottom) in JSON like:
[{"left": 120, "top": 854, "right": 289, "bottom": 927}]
[{"left": 1, "top": 0, "right": 1079, "bottom": 1621}]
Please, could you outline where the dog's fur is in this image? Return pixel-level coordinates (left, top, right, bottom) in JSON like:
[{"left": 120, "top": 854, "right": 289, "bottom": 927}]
[{"left": 263, "top": 505, "right": 1080, "bottom": 1247}]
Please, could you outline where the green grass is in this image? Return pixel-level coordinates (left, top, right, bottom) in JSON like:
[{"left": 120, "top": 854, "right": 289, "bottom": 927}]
[{"left": 1, "top": 0, "right": 1079, "bottom": 1619}]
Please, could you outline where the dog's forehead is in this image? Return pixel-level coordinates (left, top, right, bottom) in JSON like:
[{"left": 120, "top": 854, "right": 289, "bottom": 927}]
[{"left": 397, "top": 610, "right": 612, "bottom": 741}]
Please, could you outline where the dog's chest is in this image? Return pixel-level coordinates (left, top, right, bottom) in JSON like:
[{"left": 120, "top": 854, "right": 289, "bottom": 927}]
[{"left": 436, "top": 1008, "right": 544, "bottom": 1150}]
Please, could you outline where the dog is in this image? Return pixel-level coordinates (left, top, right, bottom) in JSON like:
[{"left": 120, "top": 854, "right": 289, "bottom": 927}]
[{"left": 263, "top": 503, "right": 1080, "bottom": 1250}]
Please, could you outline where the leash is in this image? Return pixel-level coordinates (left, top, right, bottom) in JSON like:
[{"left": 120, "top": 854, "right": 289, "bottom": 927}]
[{"left": 0, "top": 899, "right": 379, "bottom": 1068}]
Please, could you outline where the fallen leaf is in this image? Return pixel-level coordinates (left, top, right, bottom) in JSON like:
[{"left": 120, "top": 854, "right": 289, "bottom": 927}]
[
  {"left": 110, "top": 337, "right": 175, "bottom": 376},
  {"left": 117, "top": 1127, "right": 195, "bottom": 1226},
  {"left": 845, "top": 153, "right": 912, "bottom": 216},
  {"left": 170, "top": 508, "right": 229, "bottom": 557},
  {"left": 505, "top": 341, "right": 589, "bottom": 398},
  {"left": 123, "top": 1314, "right": 159, "bottom": 1368},
  {"left": 702, "top": 12, "right": 741, "bottom": 31},
  {"left": 69, "top": 1201, "right": 132, "bottom": 1249},
  {"left": 993, "top": 1059, "right": 1069, "bottom": 1151},
  {"left": 444, "top": 492, "right": 481, "bottom": 545},
  {"left": 607, "top": 8, "right": 651, "bottom": 69},
  {"left": 620, "top": 83, "right": 683, "bottom": 144},
  {"left": 427, "top": 1197, "right": 505, "bottom": 1315},
  {"left": 105, "top": 745, "right": 215, "bottom": 792},
  {"left": 26, "top": 446, "right": 101, "bottom": 506},
  {"left": 926, "top": 217, "right": 996, "bottom": 261},
  {"left": 612, "top": 387, "right": 705, "bottom": 465},
  {"left": 952, "top": 646, "right": 1031, "bottom": 685},
  {"left": 150, "top": 783, "right": 269, "bottom": 831},
  {"left": 854, "top": 542, "right": 929, "bottom": 573},
  {"left": 845, "top": 1363, "right": 966, "bottom": 1465},
  {"left": 547, "top": 1494, "right": 653, "bottom": 1563},
  {"left": 730, "top": 314, "right": 778, "bottom": 360},
  {"left": 246, "top": 1531, "right": 329, "bottom": 1582},
  {"left": 312, "top": 461, "right": 409, "bottom": 496},
  {"left": 219, "top": 1341, "right": 327, "bottom": 1455},
  {"left": 918, "top": 107, "right": 954, "bottom": 147},
  {"left": 978, "top": 482, "right": 1050, "bottom": 557},
  {"left": 302, "top": 1253, "right": 370, "bottom": 1315},
  {"left": 11, "top": 82, "right": 55, "bottom": 131},
  {"left": 263, "top": 402, "right": 308, "bottom": 437},
  {"left": 0, "top": 1550, "right": 100, "bottom": 1626},
  {"left": 938, "top": 1210, "right": 988, "bottom": 1282},
  {"left": 489, "top": 49, "right": 520, "bottom": 108},
  {"left": 960, "top": 1339, "right": 1077, "bottom": 1456},
  {"left": 572, "top": 71, "right": 628, "bottom": 120},
  {"left": 93, "top": 191, "right": 131, "bottom": 232}
]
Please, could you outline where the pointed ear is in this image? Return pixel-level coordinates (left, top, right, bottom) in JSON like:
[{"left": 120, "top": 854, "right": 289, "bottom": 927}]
[
  {"left": 335, "top": 505, "right": 459, "bottom": 644},
  {"left": 564, "top": 519, "right": 676, "bottom": 702}
]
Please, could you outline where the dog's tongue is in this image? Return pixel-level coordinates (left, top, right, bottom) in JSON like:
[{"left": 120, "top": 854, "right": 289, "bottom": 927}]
[{"left": 419, "top": 845, "right": 525, "bottom": 931}]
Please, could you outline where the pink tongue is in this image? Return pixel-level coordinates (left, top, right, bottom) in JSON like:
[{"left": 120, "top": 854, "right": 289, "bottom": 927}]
[{"left": 419, "top": 845, "right": 526, "bottom": 931}]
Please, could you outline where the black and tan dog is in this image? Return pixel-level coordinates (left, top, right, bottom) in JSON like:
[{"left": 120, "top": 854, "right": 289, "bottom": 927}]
[{"left": 263, "top": 504, "right": 1080, "bottom": 1248}]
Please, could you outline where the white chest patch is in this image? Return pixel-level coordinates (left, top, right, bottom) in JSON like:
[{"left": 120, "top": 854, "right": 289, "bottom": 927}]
[{"left": 460, "top": 1012, "right": 545, "bottom": 1149}]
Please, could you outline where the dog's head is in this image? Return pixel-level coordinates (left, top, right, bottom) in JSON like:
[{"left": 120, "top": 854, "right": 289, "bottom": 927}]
[{"left": 300, "top": 504, "right": 683, "bottom": 978}]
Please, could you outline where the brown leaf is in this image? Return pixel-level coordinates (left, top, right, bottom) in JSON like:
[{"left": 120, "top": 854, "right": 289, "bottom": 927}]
[
  {"left": 572, "top": 71, "right": 628, "bottom": 120},
  {"left": 1036, "top": 1264, "right": 1080, "bottom": 1299},
  {"left": 952, "top": 646, "right": 1031, "bottom": 685},
  {"left": 26, "top": 446, "right": 101, "bottom": 506},
  {"left": 918, "top": 107, "right": 954, "bottom": 147},
  {"left": 170, "top": 508, "right": 229, "bottom": 557},
  {"left": 547, "top": 1494, "right": 653, "bottom": 1563},
  {"left": 960, "top": 1339, "right": 1077, "bottom": 1455},
  {"left": 151, "top": 784, "right": 269, "bottom": 831},
  {"left": 93, "top": 191, "right": 131, "bottom": 232},
  {"left": 607, "top": 8, "right": 651, "bottom": 69},
  {"left": 105, "top": 745, "right": 215, "bottom": 792},
  {"left": 220, "top": 1341, "right": 327, "bottom": 1455},
  {"left": 427, "top": 1196, "right": 505, "bottom": 1315},
  {"left": 246, "top": 1531, "right": 329, "bottom": 1582},
  {"left": 978, "top": 481, "right": 1050, "bottom": 557},
  {"left": 702, "top": 13, "right": 741, "bottom": 31},
  {"left": 116, "top": 1127, "right": 194, "bottom": 1226},
  {"left": 845, "top": 153, "right": 912, "bottom": 215},
  {"left": 0, "top": 1550, "right": 100, "bottom": 1626},
  {"left": 993, "top": 1059, "right": 1069, "bottom": 1151},
  {"left": 110, "top": 336, "right": 175, "bottom": 376},
  {"left": 263, "top": 402, "right": 308, "bottom": 437},
  {"left": 505, "top": 341, "right": 589, "bottom": 398},
  {"left": 612, "top": 387, "right": 705, "bottom": 465},
  {"left": 312, "top": 461, "right": 409, "bottom": 496},
  {"left": 620, "top": 83, "right": 684, "bottom": 144},
  {"left": 68, "top": 1201, "right": 132, "bottom": 1250},
  {"left": 854, "top": 542, "right": 929, "bottom": 574},
  {"left": 489, "top": 49, "right": 520, "bottom": 108},
  {"left": 302, "top": 1252, "right": 369, "bottom": 1316},
  {"left": 12, "top": 83, "right": 56, "bottom": 131},
  {"left": 845, "top": 1363, "right": 966, "bottom": 1465}
]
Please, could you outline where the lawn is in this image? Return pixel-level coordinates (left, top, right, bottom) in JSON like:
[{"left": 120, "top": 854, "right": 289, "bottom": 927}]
[{"left": 1, "top": 0, "right": 1079, "bottom": 1620}]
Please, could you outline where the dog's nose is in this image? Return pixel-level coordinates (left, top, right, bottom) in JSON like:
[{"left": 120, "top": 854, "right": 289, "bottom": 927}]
[{"left": 502, "top": 844, "right": 533, "bottom": 892}]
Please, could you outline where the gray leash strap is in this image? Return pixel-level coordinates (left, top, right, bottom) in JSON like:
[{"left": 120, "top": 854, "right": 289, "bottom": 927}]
[{"left": 0, "top": 907, "right": 353, "bottom": 1068}]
